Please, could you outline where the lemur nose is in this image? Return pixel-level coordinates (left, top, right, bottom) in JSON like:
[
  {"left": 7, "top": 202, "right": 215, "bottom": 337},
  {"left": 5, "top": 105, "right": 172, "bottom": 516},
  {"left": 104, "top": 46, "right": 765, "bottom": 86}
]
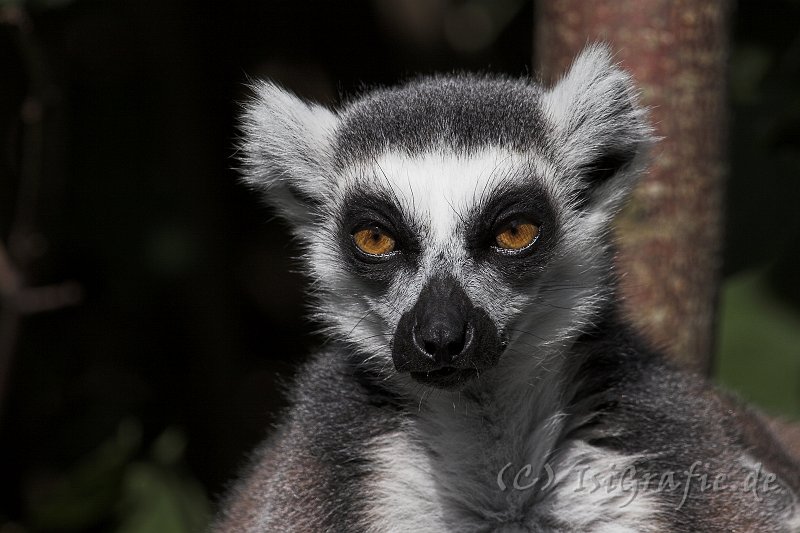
[
  {"left": 392, "top": 274, "right": 502, "bottom": 377},
  {"left": 414, "top": 321, "right": 469, "bottom": 364},
  {"left": 410, "top": 275, "right": 474, "bottom": 366}
]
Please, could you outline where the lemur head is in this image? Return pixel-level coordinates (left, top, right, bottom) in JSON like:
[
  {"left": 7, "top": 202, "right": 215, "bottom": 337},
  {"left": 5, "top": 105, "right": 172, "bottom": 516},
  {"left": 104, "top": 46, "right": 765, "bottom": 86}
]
[{"left": 240, "top": 45, "right": 652, "bottom": 391}]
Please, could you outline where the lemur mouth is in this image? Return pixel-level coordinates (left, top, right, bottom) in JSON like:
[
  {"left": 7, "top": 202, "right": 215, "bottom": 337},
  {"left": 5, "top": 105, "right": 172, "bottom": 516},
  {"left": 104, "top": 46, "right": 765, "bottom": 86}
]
[{"left": 410, "top": 367, "right": 479, "bottom": 390}]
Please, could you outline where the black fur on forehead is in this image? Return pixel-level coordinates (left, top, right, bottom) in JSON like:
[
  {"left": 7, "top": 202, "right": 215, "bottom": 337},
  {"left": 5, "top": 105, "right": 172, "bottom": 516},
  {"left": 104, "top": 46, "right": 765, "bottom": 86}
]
[{"left": 333, "top": 74, "right": 548, "bottom": 165}]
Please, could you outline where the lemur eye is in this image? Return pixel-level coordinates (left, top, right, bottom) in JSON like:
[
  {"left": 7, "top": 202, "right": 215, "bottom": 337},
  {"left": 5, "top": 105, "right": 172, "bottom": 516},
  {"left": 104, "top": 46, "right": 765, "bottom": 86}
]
[
  {"left": 353, "top": 226, "right": 396, "bottom": 256},
  {"left": 494, "top": 220, "right": 540, "bottom": 251}
]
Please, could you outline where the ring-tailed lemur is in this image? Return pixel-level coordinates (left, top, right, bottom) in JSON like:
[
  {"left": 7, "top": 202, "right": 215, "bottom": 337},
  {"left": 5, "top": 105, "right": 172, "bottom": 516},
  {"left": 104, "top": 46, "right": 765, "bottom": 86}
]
[{"left": 215, "top": 45, "right": 800, "bottom": 532}]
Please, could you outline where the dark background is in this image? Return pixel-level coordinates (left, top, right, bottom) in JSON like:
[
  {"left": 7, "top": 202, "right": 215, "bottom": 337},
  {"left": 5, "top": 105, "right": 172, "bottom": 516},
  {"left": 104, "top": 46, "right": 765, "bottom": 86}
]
[{"left": 1, "top": 1, "right": 798, "bottom": 530}]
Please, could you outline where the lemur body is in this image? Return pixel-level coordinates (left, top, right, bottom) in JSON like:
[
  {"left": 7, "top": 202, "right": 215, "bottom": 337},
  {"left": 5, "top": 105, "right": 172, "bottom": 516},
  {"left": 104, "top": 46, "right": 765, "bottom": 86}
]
[{"left": 215, "top": 46, "right": 800, "bottom": 532}]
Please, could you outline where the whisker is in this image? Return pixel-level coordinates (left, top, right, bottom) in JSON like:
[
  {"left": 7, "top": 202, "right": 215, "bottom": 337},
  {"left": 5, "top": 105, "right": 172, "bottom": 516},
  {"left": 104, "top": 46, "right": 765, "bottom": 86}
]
[
  {"left": 346, "top": 310, "right": 375, "bottom": 337},
  {"left": 507, "top": 327, "right": 548, "bottom": 342},
  {"left": 529, "top": 300, "right": 576, "bottom": 311}
]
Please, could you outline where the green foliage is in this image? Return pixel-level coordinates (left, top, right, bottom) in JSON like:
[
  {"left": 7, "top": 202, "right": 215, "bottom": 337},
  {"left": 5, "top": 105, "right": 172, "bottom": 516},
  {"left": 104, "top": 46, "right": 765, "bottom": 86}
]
[
  {"left": 15, "top": 421, "right": 211, "bottom": 533},
  {"left": 718, "top": 0, "right": 800, "bottom": 421},
  {"left": 115, "top": 462, "right": 210, "bottom": 533},
  {"left": 715, "top": 269, "right": 800, "bottom": 418}
]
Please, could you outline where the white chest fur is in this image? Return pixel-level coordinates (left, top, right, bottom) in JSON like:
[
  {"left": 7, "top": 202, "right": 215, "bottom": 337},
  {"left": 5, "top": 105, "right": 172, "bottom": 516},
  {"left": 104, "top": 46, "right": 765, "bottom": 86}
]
[{"left": 363, "top": 402, "right": 660, "bottom": 533}]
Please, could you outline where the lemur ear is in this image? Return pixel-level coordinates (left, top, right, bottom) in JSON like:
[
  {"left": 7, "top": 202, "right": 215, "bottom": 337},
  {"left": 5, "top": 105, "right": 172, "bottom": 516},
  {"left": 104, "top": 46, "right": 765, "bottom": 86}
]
[
  {"left": 239, "top": 81, "right": 339, "bottom": 227},
  {"left": 542, "top": 44, "right": 653, "bottom": 210}
]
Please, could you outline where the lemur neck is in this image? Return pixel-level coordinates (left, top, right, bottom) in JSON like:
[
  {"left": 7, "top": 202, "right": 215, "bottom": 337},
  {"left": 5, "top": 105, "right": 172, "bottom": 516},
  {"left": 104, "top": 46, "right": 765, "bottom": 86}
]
[{"left": 412, "top": 297, "right": 628, "bottom": 458}]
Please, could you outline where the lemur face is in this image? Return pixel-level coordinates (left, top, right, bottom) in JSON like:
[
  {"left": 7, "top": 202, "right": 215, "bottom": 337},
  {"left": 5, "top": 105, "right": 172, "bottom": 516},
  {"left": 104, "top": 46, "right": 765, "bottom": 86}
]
[
  {"left": 240, "top": 45, "right": 651, "bottom": 391},
  {"left": 332, "top": 149, "right": 562, "bottom": 390}
]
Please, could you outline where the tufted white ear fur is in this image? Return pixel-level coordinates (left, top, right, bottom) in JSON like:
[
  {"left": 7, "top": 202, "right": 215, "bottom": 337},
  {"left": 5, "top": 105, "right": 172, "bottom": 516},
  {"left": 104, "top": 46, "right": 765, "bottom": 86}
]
[
  {"left": 239, "top": 81, "right": 339, "bottom": 228},
  {"left": 542, "top": 44, "right": 653, "bottom": 212}
]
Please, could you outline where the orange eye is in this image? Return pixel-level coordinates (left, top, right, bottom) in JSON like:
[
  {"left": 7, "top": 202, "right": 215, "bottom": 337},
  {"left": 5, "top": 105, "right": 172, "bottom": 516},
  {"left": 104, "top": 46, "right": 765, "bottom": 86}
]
[
  {"left": 353, "top": 226, "right": 396, "bottom": 256},
  {"left": 495, "top": 221, "right": 540, "bottom": 250}
]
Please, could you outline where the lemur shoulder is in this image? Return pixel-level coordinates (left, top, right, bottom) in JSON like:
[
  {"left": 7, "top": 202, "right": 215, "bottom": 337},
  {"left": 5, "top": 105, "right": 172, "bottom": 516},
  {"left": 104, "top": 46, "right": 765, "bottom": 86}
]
[{"left": 214, "top": 45, "right": 800, "bottom": 532}]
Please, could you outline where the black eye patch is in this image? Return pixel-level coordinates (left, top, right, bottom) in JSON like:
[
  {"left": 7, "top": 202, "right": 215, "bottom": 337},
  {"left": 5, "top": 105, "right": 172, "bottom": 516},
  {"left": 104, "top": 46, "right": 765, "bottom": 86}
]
[
  {"left": 464, "top": 180, "right": 560, "bottom": 281},
  {"left": 337, "top": 189, "right": 421, "bottom": 284}
]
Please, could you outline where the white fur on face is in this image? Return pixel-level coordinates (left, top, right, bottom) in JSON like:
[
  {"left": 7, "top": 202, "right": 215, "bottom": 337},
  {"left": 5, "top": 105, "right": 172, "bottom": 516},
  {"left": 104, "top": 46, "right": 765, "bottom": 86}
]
[
  {"left": 303, "top": 146, "right": 617, "bottom": 387},
  {"left": 357, "top": 149, "right": 538, "bottom": 249}
]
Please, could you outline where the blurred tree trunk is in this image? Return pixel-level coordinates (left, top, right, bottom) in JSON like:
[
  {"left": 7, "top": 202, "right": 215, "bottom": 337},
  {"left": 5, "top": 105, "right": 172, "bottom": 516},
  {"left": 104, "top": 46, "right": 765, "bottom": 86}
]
[{"left": 535, "top": 0, "right": 731, "bottom": 375}]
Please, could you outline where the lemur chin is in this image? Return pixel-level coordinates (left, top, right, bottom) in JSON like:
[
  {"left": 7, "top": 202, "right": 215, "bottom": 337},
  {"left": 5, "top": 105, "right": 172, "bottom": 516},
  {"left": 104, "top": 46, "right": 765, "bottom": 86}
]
[{"left": 214, "top": 45, "right": 800, "bottom": 532}]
